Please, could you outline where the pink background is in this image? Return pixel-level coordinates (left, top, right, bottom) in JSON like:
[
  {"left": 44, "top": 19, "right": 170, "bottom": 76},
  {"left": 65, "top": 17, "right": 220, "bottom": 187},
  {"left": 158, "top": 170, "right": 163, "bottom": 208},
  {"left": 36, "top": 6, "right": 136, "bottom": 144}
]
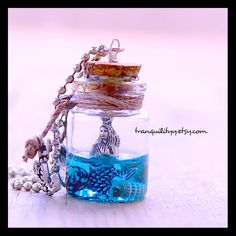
[{"left": 8, "top": 8, "right": 227, "bottom": 227}]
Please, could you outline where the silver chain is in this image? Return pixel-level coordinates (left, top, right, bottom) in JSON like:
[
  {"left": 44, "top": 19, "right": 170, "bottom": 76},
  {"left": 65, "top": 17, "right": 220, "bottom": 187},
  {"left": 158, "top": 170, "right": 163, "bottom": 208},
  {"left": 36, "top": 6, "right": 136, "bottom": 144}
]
[{"left": 10, "top": 39, "right": 124, "bottom": 195}]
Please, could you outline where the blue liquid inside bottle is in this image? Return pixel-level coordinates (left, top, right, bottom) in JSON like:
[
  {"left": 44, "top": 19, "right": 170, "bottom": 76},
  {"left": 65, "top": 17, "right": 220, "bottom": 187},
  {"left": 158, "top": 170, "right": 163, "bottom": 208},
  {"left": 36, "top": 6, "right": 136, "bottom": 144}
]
[{"left": 66, "top": 152, "right": 148, "bottom": 203}]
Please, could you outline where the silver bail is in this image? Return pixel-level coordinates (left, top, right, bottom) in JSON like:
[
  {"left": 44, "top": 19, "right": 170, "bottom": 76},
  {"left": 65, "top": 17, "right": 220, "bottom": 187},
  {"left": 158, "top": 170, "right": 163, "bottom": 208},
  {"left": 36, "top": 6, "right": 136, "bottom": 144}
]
[{"left": 108, "top": 38, "right": 124, "bottom": 63}]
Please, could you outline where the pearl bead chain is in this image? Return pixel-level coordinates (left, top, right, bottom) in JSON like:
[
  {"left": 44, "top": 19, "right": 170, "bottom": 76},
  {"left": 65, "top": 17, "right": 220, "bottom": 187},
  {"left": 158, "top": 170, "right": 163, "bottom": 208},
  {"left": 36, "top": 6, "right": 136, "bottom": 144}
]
[{"left": 8, "top": 166, "right": 43, "bottom": 193}]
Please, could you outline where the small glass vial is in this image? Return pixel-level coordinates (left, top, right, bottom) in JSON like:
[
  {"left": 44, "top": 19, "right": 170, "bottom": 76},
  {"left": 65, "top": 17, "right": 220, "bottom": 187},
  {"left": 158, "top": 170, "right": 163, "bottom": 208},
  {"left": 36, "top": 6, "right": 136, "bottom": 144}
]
[{"left": 66, "top": 60, "right": 149, "bottom": 202}]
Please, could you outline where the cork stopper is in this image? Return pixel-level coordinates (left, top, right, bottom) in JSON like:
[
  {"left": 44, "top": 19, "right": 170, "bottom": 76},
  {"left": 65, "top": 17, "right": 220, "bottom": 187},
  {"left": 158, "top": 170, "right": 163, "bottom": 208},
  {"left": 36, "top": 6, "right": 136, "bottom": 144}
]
[{"left": 83, "top": 61, "right": 141, "bottom": 78}]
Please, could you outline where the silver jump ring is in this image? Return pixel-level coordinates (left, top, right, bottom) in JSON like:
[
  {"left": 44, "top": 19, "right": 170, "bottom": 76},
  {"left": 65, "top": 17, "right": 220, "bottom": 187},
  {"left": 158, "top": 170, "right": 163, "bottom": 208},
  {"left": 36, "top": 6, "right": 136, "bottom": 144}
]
[
  {"left": 108, "top": 38, "right": 124, "bottom": 63},
  {"left": 110, "top": 38, "right": 120, "bottom": 49}
]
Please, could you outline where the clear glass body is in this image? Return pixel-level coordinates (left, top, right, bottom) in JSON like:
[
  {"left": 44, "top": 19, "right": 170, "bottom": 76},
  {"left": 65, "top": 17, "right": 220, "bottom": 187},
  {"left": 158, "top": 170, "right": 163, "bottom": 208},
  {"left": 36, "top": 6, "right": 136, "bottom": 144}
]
[{"left": 66, "top": 107, "right": 149, "bottom": 202}]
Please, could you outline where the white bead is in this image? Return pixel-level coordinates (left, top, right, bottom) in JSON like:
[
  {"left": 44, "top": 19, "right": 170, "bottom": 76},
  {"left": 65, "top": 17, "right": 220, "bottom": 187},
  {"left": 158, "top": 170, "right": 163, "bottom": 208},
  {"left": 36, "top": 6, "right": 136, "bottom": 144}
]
[
  {"left": 23, "top": 182, "right": 32, "bottom": 191},
  {"left": 53, "top": 98, "right": 60, "bottom": 106},
  {"left": 8, "top": 167, "right": 16, "bottom": 177},
  {"left": 81, "top": 53, "right": 90, "bottom": 61},
  {"left": 10, "top": 178, "right": 22, "bottom": 188},
  {"left": 14, "top": 180, "right": 23, "bottom": 190},
  {"left": 17, "top": 167, "right": 24, "bottom": 176},
  {"left": 22, "top": 176, "right": 31, "bottom": 183},
  {"left": 32, "top": 183, "right": 41, "bottom": 193},
  {"left": 10, "top": 179, "right": 15, "bottom": 188},
  {"left": 58, "top": 86, "right": 66, "bottom": 95},
  {"left": 66, "top": 75, "right": 74, "bottom": 83},
  {"left": 18, "top": 169, "right": 30, "bottom": 177},
  {"left": 21, "top": 170, "right": 30, "bottom": 177},
  {"left": 31, "top": 175, "right": 40, "bottom": 183},
  {"left": 77, "top": 71, "right": 83, "bottom": 78},
  {"left": 14, "top": 177, "right": 22, "bottom": 182},
  {"left": 74, "top": 64, "right": 82, "bottom": 72}
]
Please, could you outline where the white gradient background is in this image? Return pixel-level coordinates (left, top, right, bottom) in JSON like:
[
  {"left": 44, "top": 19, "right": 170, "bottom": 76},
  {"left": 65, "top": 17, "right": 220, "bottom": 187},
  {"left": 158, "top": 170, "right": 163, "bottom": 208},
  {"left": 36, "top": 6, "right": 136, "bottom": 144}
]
[{"left": 8, "top": 8, "right": 227, "bottom": 227}]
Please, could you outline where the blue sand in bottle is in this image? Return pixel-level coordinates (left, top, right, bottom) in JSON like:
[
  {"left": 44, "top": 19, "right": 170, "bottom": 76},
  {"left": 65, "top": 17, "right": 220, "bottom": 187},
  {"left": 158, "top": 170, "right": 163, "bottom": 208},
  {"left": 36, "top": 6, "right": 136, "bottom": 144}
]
[{"left": 66, "top": 152, "right": 148, "bottom": 203}]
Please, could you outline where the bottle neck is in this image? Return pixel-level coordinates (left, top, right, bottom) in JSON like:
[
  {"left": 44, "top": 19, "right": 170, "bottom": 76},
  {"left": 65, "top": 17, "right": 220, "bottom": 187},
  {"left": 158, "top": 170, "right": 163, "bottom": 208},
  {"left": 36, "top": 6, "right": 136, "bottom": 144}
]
[
  {"left": 71, "top": 106, "right": 144, "bottom": 117},
  {"left": 70, "top": 75, "right": 146, "bottom": 113}
]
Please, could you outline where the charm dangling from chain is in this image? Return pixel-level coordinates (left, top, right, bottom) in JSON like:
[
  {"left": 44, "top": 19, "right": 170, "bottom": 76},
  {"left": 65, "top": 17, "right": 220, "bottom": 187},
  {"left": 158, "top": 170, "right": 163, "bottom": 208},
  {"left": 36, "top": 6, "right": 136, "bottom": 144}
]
[{"left": 22, "top": 39, "right": 124, "bottom": 195}]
